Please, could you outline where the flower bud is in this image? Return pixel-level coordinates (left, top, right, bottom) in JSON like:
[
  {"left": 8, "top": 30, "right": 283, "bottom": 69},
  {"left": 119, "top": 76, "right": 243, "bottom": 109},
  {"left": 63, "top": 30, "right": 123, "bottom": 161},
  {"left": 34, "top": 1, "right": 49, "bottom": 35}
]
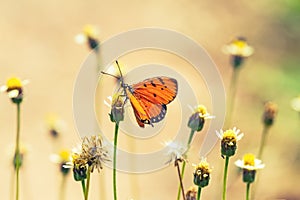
[{"left": 262, "top": 101, "right": 278, "bottom": 127}]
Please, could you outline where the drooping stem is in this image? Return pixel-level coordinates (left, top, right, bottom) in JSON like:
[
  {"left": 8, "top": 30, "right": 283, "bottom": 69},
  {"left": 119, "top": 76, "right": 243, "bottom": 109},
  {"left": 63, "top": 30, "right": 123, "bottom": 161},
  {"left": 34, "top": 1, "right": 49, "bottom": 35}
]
[
  {"left": 257, "top": 126, "right": 269, "bottom": 159},
  {"left": 197, "top": 186, "right": 202, "bottom": 200},
  {"left": 225, "top": 68, "right": 240, "bottom": 129},
  {"left": 175, "top": 160, "right": 186, "bottom": 200},
  {"left": 246, "top": 183, "right": 251, "bottom": 200},
  {"left": 84, "top": 167, "right": 91, "bottom": 200},
  {"left": 176, "top": 130, "right": 195, "bottom": 200},
  {"left": 15, "top": 102, "right": 21, "bottom": 200},
  {"left": 113, "top": 122, "right": 120, "bottom": 200},
  {"left": 222, "top": 156, "right": 230, "bottom": 200}
]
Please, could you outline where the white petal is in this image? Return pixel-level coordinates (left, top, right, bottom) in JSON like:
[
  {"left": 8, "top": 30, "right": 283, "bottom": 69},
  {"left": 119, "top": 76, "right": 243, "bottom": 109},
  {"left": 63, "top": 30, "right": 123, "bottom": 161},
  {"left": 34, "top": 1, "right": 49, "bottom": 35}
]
[
  {"left": 236, "top": 133, "right": 244, "bottom": 141},
  {"left": 0, "top": 85, "right": 7, "bottom": 92},
  {"left": 8, "top": 90, "right": 19, "bottom": 98},
  {"left": 49, "top": 154, "right": 61, "bottom": 163},
  {"left": 75, "top": 34, "right": 87, "bottom": 44},
  {"left": 215, "top": 130, "right": 223, "bottom": 139}
]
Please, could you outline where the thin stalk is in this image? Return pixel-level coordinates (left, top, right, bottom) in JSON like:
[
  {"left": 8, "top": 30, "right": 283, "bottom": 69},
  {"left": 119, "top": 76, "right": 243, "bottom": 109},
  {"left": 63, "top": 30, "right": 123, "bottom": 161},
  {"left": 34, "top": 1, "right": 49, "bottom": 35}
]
[
  {"left": 225, "top": 68, "right": 240, "bottom": 129},
  {"left": 175, "top": 160, "right": 186, "bottom": 200},
  {"left": 176, "top": 130, "right": 195, "bottom": 200},
  {"left": 257, "top": 126, "right": 269, "bottom": 159},
  {"left": 84, "top": 167, "right": 91, "bottom": 200},
  {"left": 81, "top": 180, "right": 86, "bottom": 199},
  {"left": 197, "top": 186, "right": 202, "bottom": 200},
  {"left": 246, "top": 183, "right": 251, "bottom": 200},
  {"left": 59, "top": 175, "right": 67, "bottom": 200},
  {"left": 252, "top": 126, "right": 270, "bottom": 199},
  {"left": 15, "top": 102, "right": 21, "bottom": 200},
  {"left": 113, "top": 122, "right": 120, "bottom": 200},
  {"left": 222, "top": 156, "right": 230, "bottom": 200}
]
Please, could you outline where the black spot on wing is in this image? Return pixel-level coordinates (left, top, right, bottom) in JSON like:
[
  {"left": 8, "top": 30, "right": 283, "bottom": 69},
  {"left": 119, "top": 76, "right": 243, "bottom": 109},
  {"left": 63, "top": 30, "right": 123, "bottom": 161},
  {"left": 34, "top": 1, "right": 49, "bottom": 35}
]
[{"left": 151, "top": 81, "right": 156, "bottom": 87}]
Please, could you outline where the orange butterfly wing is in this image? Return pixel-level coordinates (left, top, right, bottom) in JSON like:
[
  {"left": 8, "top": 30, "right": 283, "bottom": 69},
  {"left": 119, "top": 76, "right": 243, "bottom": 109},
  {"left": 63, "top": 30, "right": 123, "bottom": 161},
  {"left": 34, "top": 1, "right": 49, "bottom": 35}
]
[{"left": 126, "top": 77, "right": 178, "bottom": 127}]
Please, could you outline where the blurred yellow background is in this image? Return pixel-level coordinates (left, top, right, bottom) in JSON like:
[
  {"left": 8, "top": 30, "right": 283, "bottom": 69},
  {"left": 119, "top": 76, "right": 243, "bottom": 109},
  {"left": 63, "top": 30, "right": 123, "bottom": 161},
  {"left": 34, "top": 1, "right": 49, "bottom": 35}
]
[{"left": 1, "top": 0, "right": 300, "bottom": 199}]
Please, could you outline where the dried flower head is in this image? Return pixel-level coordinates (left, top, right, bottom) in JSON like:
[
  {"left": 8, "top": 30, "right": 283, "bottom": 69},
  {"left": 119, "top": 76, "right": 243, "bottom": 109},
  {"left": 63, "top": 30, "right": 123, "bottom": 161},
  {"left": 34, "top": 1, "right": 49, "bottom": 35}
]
[
  {"left": 216, "top": 127, "right": 244, "bottom": 157},
  {"left": 188, "top": 105, "right": 214, "bottom": 132},
  {"left": 81, "top": 135, "right": 110, "bottom": 173},
  {"left": 75, "top": 24, "right": 99, "bottom": 51},
  {"left": 163, "top": 141, "right": 188, "bottom": 164},
  {"left": 185, "top": 186, "right": 197, "bottom": 200},
  {"left": 263, "top": 101, "right": 278, "bottom": 127},
  {"left": 193, "top": 158, "right": 212, "bottom": 188},
  {"left": 223, "top": 37, "right": 254, "bottom": 68},
  {"left": 235, "top": 153, "right": 265, "bottom": 183},
  {"left": 1, "top": 77, "right": 29, "bottom": 104}
]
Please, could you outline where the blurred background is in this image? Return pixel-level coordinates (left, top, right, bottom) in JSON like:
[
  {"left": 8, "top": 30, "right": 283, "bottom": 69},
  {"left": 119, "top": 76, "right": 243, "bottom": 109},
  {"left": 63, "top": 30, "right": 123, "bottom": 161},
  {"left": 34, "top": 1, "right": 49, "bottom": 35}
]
[{"left": 0, "top": 0, "right": 299, "bottom": 199}]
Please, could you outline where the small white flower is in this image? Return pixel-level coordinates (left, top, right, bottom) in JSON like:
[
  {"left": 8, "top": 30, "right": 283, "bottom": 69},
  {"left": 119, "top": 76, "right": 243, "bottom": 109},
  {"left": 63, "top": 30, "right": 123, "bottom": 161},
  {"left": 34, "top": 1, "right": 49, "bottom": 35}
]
[{"left": 235, "top": 154, "right": 265, "bottom": 171}]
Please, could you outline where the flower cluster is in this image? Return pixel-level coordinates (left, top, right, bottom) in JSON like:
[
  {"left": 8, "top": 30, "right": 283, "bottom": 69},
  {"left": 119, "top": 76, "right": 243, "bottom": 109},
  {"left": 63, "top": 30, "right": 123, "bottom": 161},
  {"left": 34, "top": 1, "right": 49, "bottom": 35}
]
[
  {"left": 1, "top": 77, "right": 28, "bottom": 104},
  {"left": 51, "top": 149, "right": 72, "bottom": 176},
  {"left": 75, "top": 24, "right": 100, "bottom": 51},
  {"left": 188, "top": 105, "right": 214, "bottom": 132},
  {"left": 223, "top": 37, "right": 254, "bottom": 68},
  {"left": 193, "top": 158, "right": 212, "bottom": 188},
  {"left": 216, "top": 127, "right": 244, "bottom": 157},
  {"left": 235, "top": 153, "right": 265, "bottom": 183}
]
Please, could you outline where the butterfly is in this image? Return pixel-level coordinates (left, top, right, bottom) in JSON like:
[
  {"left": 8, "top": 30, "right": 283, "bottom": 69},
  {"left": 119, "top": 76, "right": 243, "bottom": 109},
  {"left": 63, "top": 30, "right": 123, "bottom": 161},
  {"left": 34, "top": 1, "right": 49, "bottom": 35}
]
[{"left": 102, "top": 61, "right": 178, "bottom": 128}]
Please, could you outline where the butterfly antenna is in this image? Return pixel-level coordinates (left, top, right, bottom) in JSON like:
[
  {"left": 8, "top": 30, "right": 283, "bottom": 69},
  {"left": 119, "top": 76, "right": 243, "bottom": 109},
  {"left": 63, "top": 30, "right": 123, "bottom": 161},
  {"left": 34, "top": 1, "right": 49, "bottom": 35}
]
[
  {"left": 115, "top": 60, "right": 125, "bottom": 87},
  {"left": 115, "top": 60, "right": 123, "bottom": 78},
  {"left": 100, "top": 71, "right": 120, "bottom": 79}
]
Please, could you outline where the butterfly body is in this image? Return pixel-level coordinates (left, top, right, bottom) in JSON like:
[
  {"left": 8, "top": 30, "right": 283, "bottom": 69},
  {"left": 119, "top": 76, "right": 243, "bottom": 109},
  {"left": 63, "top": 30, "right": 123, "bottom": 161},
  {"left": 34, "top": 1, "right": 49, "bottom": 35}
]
[{"left": 123, "top": 76, "right": 178, "bottom": 128}]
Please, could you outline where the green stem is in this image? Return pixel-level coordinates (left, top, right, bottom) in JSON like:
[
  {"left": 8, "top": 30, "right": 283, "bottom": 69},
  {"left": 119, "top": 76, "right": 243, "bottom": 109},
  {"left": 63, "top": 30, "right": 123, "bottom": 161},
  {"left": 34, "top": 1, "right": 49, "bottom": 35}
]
[
  {"left": 246, "top": 183, "right": 251, "bottom": 200},
  {"left": 81, "top": 180, "right": 86, "bottom": 199},
  {"left": 175, "top": 160, "right": 186, "bottom": 200},
  {"left": 59, "top": 175, "right": 67, "bottom": 200},
  {"left": 84, "top": 167, "right": 91, "bottom": 200},
  {"left": 257, "top": 126, "right": 269, "bottom": 159},
  {"left": 113, "top": 122, "right": 120, "bottom": 200},
  {"left": 176, "top": 130, "right": 195, "bottom": 200},
  {"left": 197, "top": 186, "right": 202, "bottom": 200},
  {"left": 15, "top": 102, "right": 21, "bottom": 200},
  {"left": 222, "top": 156, "right": 230, "bottom": 200},
  {"left": 225, "top": 68, "right": 240, "bottom": 129}
]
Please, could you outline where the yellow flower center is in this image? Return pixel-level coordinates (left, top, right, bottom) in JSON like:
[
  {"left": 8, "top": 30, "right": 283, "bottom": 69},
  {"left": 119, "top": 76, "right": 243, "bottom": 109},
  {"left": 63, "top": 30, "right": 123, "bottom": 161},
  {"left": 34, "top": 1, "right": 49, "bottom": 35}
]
[
  {"left": 243, "top": 153, "right": 255, "bottom": 166},
  {"left": 232, "top": 39, "right": 247, "bottom": 50},
  {"left": 196, "top": 159, "right": 212, "bottom": 173},
  {"left": 222, "top": 129, "right": 237, "bottom": 141},
  {"left": 6, "top": 77, "right": 22, "bottom": 89},
  {"left": 195, "top": 105, "right": 207, "bottom": 116},
  {"left": 83, "top": 24, "right": 97, "bottom": 38},
  {"left": 59, "top": 149, "right": 71, "bottom": 162}
]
